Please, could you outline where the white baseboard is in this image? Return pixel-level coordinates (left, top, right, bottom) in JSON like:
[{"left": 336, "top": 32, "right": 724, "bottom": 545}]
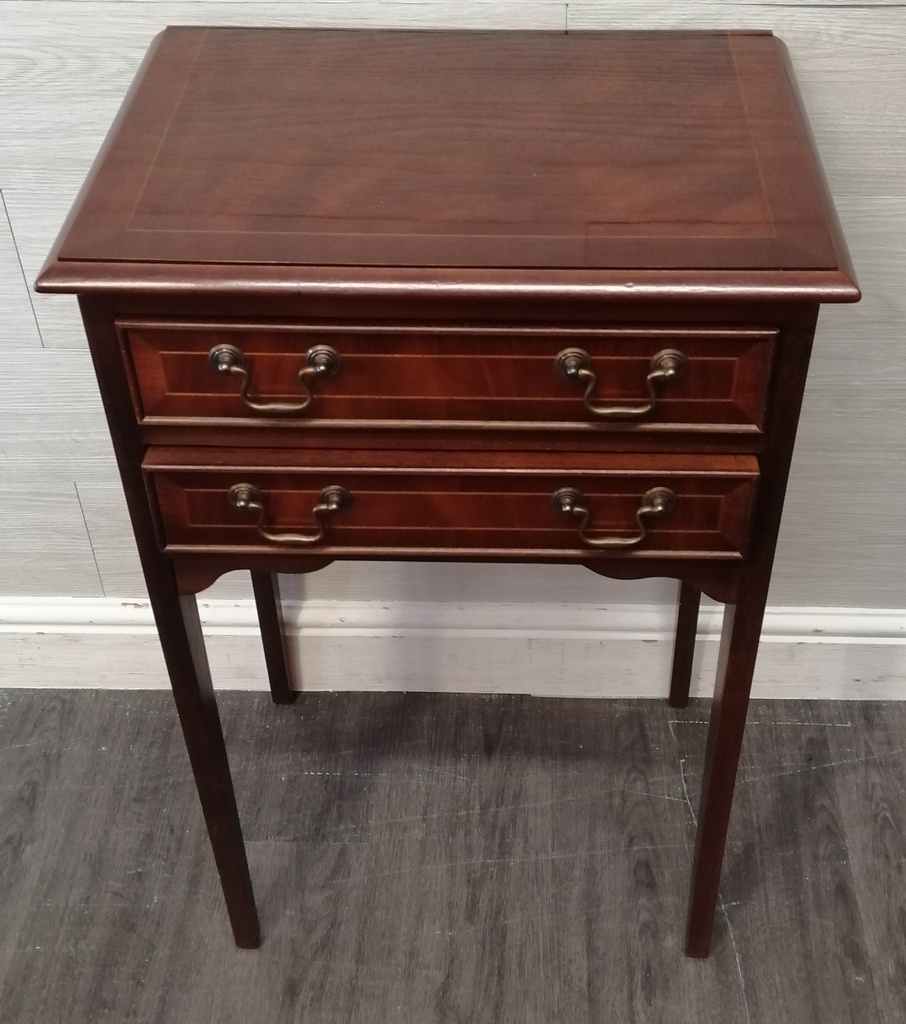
[{"left": 0, "top": 598, "right": 904, "bottom": 699}]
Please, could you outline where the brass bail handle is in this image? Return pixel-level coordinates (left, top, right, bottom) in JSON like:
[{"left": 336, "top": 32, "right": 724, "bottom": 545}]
[
  {"left": 555, "top": 347, "right": 687, "bottom": 418},
  {"left": 229, "top": 483, "right": 352, "bottom": 545},
  {"left": 551, "top": 486, "right": 677, "bottom": 548},
  {"left": 209, "top": 343, "right": 342, "bottom": 414}
]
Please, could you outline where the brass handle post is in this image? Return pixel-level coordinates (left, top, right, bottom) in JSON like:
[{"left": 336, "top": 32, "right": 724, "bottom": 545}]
[
  {"left": 555, "top": 347, "right": 687, "bottom": 418},
  {"left": 551, "top": 486, "right": 676, "bottom": 548},
  {"left": 229, "top": 483, "right": 351, "bottom": 545},
  {"left": 209, "top": 343, "right": 342, "bottom": 414}
]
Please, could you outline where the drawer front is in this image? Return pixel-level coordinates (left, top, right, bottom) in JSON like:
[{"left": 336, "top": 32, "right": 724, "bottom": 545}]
[
  {"left": 123, "top": 321, "right": 775, "bottom": 431},
  {"left": 146, "top": 451, "right": 758, "bottom": 559}
]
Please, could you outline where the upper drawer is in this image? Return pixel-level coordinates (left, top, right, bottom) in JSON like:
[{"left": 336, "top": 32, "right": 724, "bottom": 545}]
[{"left": 120, "top": 321, "right": 775, "bottom": 431}]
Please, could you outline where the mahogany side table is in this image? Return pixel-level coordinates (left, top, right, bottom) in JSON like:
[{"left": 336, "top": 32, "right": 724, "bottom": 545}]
[{"left": 37, "top": 28, "right": 859, "bottom": 956}]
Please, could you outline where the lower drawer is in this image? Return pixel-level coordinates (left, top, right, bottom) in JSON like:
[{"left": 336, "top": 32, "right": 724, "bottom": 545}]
[{"left": 145, "top": 450, "right": 758, "bottom": 559}]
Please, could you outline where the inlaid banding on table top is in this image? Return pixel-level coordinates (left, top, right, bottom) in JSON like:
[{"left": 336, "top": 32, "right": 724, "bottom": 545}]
[
  {"left": 50, "top": 29, "right": 844, "bottom": 273},
  {"left": 132, "top": 29, "right": 774, "bottom": 249},
  {"left": 122, "top": 321, "right": 774, "bottom": 429}
]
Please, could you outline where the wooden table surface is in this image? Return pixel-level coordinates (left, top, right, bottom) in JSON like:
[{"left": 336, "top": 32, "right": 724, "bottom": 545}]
[{"left": 38, "top": 28, "right": 855, "bottom": 297}]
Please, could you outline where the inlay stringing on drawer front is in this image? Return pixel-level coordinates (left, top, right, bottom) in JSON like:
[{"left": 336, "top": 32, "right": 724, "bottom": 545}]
[
  {"left": 120, "top": 321, "right": 776, "bottom": 432},
  {"left": 144, "top": 449, "right": 759, "bottom": 560}
]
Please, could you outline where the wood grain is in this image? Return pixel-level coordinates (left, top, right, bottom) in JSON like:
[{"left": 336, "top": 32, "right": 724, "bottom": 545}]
[
  {"left": 2, "top": 188, "right": 86, "bottom": 350},
  {"left": 830, "top": 703, "right": 906, "bottom": 1023},
  {"left": 73, "top": 482, "right": 673, "bottom": 604},
  {"left": 124, "top": 321, "right": 773, "bottom": 430},
  {"left": 795, "top": 197, "right": 906, "bottom": 460},
  {"left": 568, "top": 7, "right": 906, "bottom": 199},
  {"left": 0, "top": 192, "right": 41, "bottom": 350},
  {"left": 767, "top": 195, "right": 906, "bottom": 604},
  {"left": 0, "top": 484, "right": 101, "bottom": 597},
  {"left": 773, "top": 450, "right": 906, "bottom": 606},
  {"left": 1, "top": 691, "right": 904, "bottom": 1022},
  {"left": 5, "top": 5, "right": 905, "bottom": 197},
  {"left": 669, "top": 581, "right": 701, "bottom": 708},
  {"left": 148, "top": 453, "right": 759, "bottom": 559},
  {"left": 671, "top": 699, "right": 894, "bottom": 1023},
  {"left": 0, "top": 350, "right": 118, "bottom": 482},
  {"left": 44, "top": 31, "right": 840, "bottom": 277},
  {"left": 250, "top": 572, "right": 297, "bottom": 703},
  {"left": 0, "top": 3, "right": 566, "bottom": 186}
]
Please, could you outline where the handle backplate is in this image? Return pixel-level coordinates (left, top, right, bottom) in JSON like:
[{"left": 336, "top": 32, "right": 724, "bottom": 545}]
[
  {"left": 209, "top": 343, "right": 342, "bottom": 414},
  {"left": 551, "top": 485, "right": 676, "bottom": 549},
  {"left": 229, "top": 483, "right": 351, "bottom": 545},
  {"left": 555, "top": 347, "right": 687, "bottom": 418}
]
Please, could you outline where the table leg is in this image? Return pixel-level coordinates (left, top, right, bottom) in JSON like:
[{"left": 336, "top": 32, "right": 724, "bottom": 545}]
[
  {"left": 684, "top": 579, "right": 767, "bottom": 957},
  {"left": 78, "top": 295, "right": 259, "bottom": 947},
  {"left": 251, "top": 571, "right": 298, "bottom": 705},
  {"left": 149, "top": 583, "right": 260, "bottom": 948},
  {"left": 669, "top": 581, "right": 701, "bottom": 708}
]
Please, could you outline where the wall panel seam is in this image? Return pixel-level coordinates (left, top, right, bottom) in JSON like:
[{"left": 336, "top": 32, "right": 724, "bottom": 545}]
[
  {"left": 73, "top": 482, "right": 107, "bottom": 597},
  {"left": 1, "top": 189, "right": 45, "bottom": 348}
]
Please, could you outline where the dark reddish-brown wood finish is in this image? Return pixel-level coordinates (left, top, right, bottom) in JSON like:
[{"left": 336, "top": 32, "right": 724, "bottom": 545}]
[
  {"left": 121, "top": 321, "right": 774, "bottom": 431},
  {"left": 146, "top": 450, "right": 758, "bottom": 559},
  {"left": 37, "top": 28, "right": 859, "bottom": 958},
  {"left": 74, "top": 294, "right": 260, "bottom": 949},
  {"left": 250, "top": 572, "right": 297, "bottom": 705},
  {"left": 669, "top": 581, "right": 702, "bottom": 709},
  {"left": 45, "top": 30, "right": 845, "bottom": 277}
]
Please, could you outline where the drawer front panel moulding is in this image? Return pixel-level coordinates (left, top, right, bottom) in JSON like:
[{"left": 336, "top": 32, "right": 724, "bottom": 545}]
[{"left": 120, "top": 320, "right": 777, "bottom": 431}]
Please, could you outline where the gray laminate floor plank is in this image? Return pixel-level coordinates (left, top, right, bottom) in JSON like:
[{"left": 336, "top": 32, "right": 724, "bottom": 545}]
[
  {"left": 815, "top": 703, "right": 906, "bottom": 1024},
  {"left": 675, "top": 702, "right": 882, "bottom": 1024},
  {"left": 0, "top": 691, "right": 904, "bottom": 1024}
]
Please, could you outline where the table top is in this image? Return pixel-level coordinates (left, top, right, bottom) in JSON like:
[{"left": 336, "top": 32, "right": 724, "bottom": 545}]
[{"left": 37, "top": 28, "right": 858, "bottom": 301}]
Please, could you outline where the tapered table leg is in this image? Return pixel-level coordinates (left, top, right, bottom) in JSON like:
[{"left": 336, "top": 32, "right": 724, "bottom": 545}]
[
  {"left": 251, "top": 571, "right": 298, "bottom": 705},
  {"left": 150, "top": 584, "right": 260, "bottom": 948},
  {"left": 75, "top": 296, "right": 260, "bottom": 948},
  {"left": 669, "top": 581, "right": 701, "bottom": 708},
  {"left": 684, "top": 580, "right": 768, "bottom": 957}
]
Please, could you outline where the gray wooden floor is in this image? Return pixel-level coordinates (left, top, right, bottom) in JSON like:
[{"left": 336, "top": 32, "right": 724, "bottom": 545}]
[{"left": 1, "top": 690, "right": 904, "bottom": 1024}]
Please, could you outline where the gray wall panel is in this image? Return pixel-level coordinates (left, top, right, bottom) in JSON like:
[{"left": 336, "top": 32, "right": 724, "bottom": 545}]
[{"left": 0, "top": 1, "right": 901, "bottom": 611}]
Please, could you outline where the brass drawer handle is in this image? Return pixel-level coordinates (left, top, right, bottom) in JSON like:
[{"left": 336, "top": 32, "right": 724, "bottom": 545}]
[
  {"left": 228, "top": 483, "right": 351, "bottom": 545},
  {"left": 555, "top": 347, "right": 687, "bottom": 418},
  {"left": 551, "top": 486, "right": 676, "bottom": 548},
  {"left": 209, "top": 343, "right": 341, "bottom": 413}
]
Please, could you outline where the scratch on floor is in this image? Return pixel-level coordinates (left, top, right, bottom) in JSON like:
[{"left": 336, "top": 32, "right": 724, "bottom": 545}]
[
  {"left": 410, "top": 765, "right": 472, "bottom": 783},
  {"left": 668, "top": 719, "right": 854, "bottom": 728},
  {"left": 666, "top": 715, "right": 679, "bottom": 747},
  {"left": 678, "top": 756, "right": 751, "bottom": 1024},
  {"left": 124, "top": 859, "right": 168, "bottom": 876},
  {"left": 678, "top": 757, "right": 696, "bottom": 827},
  {"left": 738, "top": 746, "right": 906, "bottom": 785},
  {"left": 722, "top": 895, "right": 753, "bottom": 1024},
  {"left": 305, "top": 842, "right": 694, "bottom": 889},
  {"left": 314, "top": 780, "right": 685, "bottom": 835},
  {"left": 623, "top": 788, "right": 686, "bottom": 803},
  {"left": 440, "top": 891, "right": 687, "bottom": 939}
]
